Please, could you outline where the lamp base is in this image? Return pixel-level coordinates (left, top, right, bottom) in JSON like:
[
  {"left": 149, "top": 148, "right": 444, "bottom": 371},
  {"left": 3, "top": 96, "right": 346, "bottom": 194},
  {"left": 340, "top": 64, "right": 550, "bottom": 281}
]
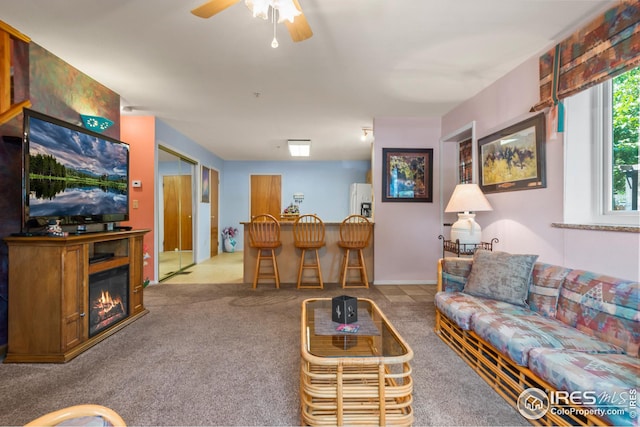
[{"left": 450, "top": 213, "right": 482, "bottom": 245}]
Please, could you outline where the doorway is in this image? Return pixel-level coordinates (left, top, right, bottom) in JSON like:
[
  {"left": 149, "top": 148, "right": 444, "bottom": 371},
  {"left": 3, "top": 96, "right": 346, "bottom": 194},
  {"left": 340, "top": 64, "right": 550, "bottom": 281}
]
[{"left": 158, "top": 147, "right": 196, "bottom": 280}]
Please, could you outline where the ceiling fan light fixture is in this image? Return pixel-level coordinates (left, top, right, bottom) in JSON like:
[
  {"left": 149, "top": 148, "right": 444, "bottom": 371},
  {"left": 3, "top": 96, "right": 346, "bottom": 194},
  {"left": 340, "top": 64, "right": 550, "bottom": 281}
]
[
  {"left": 245, "top": 0, "right": 300, "bottom": 23},
  {"left": 275, "top": 0, "right": 301, "bottom": 23},
  {"left": 245, "top": 0, "right": 270, "bottom": 20}
]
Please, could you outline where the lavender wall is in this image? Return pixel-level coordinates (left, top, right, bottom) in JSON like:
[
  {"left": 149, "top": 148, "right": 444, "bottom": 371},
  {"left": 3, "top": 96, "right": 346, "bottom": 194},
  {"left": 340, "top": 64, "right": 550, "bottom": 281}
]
[
  {"left": 372, "top": 117, "right": 442, "bottom": 284},
  {"left": 441, "top": 57, "right": 639, "bottom": 281}
]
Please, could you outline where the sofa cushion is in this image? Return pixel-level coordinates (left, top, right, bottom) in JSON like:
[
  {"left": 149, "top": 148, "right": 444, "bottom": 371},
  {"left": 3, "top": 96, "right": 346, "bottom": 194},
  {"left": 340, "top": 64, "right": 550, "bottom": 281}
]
[
  {"left": 528, "top": 348, "right": 639, "bottom": 426},
  {"left": 528, "top": 263, "right": 572, "bottom": 318},
  {"left": 463, "top": 250, "right": 538, "bottom": 306},
  {"left": 441, "top": 257, "right": 473, "bottom": 292},
  {"left": 472, "top": 311, "right": 625, "bottom": 366},
  {"left": 435, "top": 291, "right": 531, "bottom": 330},
  {"left": 556, "top": 270, "right": 640, "bottom": 356}
]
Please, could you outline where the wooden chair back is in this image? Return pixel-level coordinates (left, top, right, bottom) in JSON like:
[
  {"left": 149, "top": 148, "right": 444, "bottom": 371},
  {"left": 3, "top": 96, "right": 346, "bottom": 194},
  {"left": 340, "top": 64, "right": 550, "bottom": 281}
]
[
  {"left": 293, "top": 214, "right": 325, "bottom": 248},
  {"left": 339, "top": 214, "right": 372, "bottom": 249},
  {"left": 249, "top": 214, "right": 281, "bottom": 249},
  {"left": 25, "top": 404, "right": 126, "bottom": 426}
]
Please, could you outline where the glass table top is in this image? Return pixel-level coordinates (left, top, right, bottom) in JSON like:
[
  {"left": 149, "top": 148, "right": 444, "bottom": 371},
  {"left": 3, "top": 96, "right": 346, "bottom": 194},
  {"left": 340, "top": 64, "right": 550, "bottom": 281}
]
[{"left": 302, "top": 298, "right": 411, "bottom": 358}]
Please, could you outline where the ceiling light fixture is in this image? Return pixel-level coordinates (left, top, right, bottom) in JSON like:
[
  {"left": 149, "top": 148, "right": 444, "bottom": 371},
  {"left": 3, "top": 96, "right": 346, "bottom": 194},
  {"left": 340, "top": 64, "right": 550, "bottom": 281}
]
[
  {"left": 361, "top": 127, "right": 373, "bottom": 142},
  {"left": 288, "top": 139, "right": 311, "bottom": 157},
  {"left": 245, "top": 0, "right": 301, "bottom": 48}
]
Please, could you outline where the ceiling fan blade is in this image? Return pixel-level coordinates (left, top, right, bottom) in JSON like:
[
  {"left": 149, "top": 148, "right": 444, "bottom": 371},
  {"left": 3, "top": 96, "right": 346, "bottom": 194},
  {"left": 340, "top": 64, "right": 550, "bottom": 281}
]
[
  {"left": 285, "top": 0, "right": 313, "bottom": 42},
  {"left": 191, "top": 0, "right": 241, "bottom": 18}
]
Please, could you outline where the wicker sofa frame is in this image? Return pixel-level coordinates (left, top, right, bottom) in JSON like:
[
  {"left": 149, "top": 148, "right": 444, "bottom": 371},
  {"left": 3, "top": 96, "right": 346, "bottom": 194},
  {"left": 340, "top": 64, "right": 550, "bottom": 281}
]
[{"left": 434, "top": 259, "right": 607, "bottom": 427}]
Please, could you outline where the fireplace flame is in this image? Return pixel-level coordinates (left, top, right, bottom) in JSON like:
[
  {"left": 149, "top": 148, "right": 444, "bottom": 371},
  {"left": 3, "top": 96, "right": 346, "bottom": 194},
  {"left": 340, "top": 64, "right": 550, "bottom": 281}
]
[{"left": 94, "top": 290, "right": 124, "bottom": 317}]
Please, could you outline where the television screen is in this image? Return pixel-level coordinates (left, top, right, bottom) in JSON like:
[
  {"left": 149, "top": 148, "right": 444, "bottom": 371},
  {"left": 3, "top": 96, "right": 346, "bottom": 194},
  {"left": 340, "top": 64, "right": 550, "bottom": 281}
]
[{"left": 23, "top": 109, "right": 129, "bottom": 230}]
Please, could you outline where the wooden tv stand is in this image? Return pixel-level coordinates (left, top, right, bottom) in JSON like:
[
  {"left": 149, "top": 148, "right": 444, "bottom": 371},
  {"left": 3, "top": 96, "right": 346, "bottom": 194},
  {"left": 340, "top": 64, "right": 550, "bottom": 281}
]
[{"left": 4, "top": 229, "right": 150, "bottom": 363}]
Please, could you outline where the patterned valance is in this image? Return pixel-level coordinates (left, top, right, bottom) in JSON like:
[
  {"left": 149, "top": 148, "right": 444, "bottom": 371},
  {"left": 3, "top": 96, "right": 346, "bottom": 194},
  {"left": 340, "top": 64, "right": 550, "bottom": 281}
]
[{"left": 532, "top": 0, "right": 640, "bottom": 111}]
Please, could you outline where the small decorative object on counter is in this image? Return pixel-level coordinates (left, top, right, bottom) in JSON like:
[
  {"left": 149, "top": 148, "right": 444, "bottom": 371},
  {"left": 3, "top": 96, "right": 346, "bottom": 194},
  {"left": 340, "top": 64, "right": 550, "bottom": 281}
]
[
  {"left": 46, "top": 219, "right": 68, "bottom": 237},
  {"left": 283, "top": 203, "right": 299, "bottom": 214},
  {"left": 332, "top": 295, "right": 358, "bottom": 324},
  {"left": 222, "top": 226, "right": 238, "bottom": 253}
]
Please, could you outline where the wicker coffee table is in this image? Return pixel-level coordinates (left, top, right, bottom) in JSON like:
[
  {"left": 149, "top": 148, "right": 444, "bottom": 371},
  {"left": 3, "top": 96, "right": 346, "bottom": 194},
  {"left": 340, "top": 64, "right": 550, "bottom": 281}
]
[{"left": 300, "top": 298, "right": 413, "bottom": 426}]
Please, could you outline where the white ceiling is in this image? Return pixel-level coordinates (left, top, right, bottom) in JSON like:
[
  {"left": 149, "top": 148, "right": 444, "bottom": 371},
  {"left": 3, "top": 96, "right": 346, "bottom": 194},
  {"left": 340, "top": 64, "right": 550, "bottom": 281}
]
[{"left": 1, "top": 0, "right": 615, "bottom": 161}]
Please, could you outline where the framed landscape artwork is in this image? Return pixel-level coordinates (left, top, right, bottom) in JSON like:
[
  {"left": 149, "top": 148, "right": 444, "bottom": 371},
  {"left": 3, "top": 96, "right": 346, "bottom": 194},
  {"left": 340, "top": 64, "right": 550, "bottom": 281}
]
[
  {"left": 201, "top": 166, "right": 210, "bottom": 203},
  {"left": 478, "top": 113, "right": 546, "bottom": 194},
  {"left": 382, "top": 148, "right": 433, "bottom": 202}
]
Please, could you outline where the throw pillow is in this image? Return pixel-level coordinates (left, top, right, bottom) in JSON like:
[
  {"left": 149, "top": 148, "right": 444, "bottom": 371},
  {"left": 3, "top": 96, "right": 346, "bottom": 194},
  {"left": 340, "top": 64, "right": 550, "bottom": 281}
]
[{"left": 463, "top": 250, "right": 538, "bottom": 306}]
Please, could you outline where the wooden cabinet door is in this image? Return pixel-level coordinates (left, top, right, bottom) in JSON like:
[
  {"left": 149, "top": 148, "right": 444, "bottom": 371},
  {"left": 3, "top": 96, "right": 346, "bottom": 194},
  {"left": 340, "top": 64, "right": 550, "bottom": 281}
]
[
  {"left": 130, "top": 235, "right": 144, "bottom": 314},
  {"left": 61, "top": 245, "right": 85, "bottom": 351}
]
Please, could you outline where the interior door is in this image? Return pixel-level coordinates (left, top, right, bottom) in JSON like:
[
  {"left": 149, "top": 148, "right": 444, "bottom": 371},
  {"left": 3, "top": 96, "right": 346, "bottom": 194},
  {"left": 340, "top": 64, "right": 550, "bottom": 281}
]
[
  {"left": 250, "top": 175, "right": 281, "bottom": 218},
  {"left": 163, "top": 175, "right": 193, "bottom": 251},
  {"left": 163, "top": 176, "right": 180, "bottom": 252},
  {"left": 179, "top": 175, "right": 193, "bottom": 251},
  {"left": 210, "top": 168, "right": 219, "bottom": 257},
  {"left": 158, "top": 148, "right": 196, "bottom": 280}
]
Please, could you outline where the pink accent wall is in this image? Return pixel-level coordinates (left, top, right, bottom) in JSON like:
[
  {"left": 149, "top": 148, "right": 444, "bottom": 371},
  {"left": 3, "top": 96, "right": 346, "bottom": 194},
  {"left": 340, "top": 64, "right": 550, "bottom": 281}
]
[
  {"left": 441, "top": 57, "right": 640, "bottom": 281},
  {"left": 372, "top": 117, "right": 442, "bottom": 284},
  {"left": 120, "top": 116, "right": 156, "bottom": 282}
]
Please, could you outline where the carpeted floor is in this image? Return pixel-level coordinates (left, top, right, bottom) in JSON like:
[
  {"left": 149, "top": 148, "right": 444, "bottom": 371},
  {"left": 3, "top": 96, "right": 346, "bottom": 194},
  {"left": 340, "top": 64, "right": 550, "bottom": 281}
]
[{"left": 0, "top": 282, "right": 527, "bottom": 426}]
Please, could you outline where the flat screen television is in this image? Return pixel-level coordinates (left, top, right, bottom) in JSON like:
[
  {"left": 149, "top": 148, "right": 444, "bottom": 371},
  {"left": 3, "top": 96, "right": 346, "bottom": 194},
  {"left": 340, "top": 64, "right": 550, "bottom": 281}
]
[{"left": 22, "top": 109, "right": 129, "bottom": 231}]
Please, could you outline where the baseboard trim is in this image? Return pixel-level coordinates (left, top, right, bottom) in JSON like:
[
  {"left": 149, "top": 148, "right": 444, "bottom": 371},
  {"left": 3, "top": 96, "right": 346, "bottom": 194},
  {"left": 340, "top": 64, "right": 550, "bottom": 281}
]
[{"left": 373, "top": 280, "right": 437, "bottom": 286}]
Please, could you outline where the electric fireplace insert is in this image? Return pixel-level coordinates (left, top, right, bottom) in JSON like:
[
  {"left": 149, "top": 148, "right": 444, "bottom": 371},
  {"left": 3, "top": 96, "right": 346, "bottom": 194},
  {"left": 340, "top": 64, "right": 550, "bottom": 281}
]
[{"left": 89, "top": 265, "right": 129, "bottom": 337}]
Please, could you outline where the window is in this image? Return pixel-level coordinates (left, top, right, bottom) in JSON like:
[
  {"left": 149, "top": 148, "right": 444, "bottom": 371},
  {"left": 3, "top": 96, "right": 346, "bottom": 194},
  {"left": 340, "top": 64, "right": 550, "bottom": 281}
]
[
  {"left": 564, "top": 67, "right": 639, "bottom": 226},
  {"left": 609, "top": 68, "right": 639, "bottom": 213}
]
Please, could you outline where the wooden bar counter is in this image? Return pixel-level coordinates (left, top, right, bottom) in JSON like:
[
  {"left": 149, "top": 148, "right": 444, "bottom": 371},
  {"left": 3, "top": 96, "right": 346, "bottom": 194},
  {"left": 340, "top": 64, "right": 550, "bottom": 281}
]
[{"left": 242, "top": 221, "right": 374, "bottom": 285}]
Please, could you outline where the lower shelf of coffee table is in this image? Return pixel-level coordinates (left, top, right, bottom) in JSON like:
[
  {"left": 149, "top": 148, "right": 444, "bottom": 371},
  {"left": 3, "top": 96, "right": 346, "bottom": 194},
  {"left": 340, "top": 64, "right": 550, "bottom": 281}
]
[{"left": 299, "top": 359, "right": 413, "bottom": 426}]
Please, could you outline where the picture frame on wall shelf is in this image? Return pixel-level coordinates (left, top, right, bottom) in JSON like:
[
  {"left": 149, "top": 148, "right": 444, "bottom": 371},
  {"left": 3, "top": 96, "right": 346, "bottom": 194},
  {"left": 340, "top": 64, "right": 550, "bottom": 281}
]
[
  {"left": 458, "top": 139, "right": 473, "bottom": 184},
  {"left": 478, "top": 113, "right": 546, "bottom": 194},
  {"left": 201, "top": 165, "right": 210, "bottom": 203},
  {"left": 382, "top": 148, "right": 433, "bottom": 202}
]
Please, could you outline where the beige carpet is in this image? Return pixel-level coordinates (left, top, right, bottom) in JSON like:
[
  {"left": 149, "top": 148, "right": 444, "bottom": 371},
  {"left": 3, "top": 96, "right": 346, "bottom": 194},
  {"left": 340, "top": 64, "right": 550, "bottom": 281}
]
[{"left": 0, "top": 281, "right": 527, "bottom": 426}]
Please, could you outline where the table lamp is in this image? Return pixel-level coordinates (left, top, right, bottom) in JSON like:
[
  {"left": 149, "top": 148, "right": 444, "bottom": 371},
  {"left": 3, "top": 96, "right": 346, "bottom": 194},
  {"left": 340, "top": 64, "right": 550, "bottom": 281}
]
[{"left": 444, "top": 183, "right": 493, "bottom": 245}]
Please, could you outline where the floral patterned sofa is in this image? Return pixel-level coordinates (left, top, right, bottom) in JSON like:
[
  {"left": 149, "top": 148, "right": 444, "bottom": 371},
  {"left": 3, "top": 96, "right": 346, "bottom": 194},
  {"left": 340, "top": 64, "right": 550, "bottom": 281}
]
[{"left": 434, "top": 251, "right": 639, "bottom": 426}]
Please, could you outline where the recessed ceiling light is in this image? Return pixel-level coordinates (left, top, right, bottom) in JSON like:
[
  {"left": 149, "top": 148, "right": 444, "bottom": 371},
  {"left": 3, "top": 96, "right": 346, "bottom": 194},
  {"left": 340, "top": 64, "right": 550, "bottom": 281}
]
[{"left": 288, "top": 139, "right": 311, "bottom": 157}]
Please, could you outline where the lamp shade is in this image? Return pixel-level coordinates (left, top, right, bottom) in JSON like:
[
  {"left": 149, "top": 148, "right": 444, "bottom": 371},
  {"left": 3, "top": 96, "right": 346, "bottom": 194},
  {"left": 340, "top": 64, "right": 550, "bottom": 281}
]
[
  {"left": 445, "top": 184, "right": 492, "bottom": 245},
  {"left": 445, "top": 183, "right": 492, "bottom": 213}
]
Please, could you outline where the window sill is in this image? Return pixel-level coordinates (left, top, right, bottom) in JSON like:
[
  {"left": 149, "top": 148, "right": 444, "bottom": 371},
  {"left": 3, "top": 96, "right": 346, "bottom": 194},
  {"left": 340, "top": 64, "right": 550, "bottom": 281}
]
[{"left": 551, "top": 223, "right": 639, "bottom": 233}]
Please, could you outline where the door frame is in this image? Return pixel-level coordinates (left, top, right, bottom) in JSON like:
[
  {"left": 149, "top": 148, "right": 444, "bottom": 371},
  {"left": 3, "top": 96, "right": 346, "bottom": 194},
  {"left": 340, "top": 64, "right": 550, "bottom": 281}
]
[
  {"left": 210, "top": 167, "right": 220, "bottom": 257},
  {"left": 439, "top": 121, "right": 476, "bottom": 238},
  {"left": 157, "top": 145, "right": 197, "bottom": 281}
]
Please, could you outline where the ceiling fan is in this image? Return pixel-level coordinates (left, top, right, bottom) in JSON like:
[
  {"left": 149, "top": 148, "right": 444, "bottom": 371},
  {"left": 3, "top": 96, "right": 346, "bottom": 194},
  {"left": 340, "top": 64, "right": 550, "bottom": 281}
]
[{"left": 191, "top": 0, "right": 313, "bottom": 43}]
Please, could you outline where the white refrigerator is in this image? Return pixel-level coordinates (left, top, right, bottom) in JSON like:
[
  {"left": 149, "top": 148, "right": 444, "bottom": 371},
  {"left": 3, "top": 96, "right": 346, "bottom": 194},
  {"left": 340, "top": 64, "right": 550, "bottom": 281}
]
[{"left": 349, "top": 183, "right": 373, "bottom": 217}]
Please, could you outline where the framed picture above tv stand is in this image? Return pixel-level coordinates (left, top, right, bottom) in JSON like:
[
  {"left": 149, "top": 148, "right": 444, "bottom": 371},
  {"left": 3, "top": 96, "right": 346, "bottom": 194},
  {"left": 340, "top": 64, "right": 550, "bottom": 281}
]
[{"left": 4, "top": 229, "right": 150, "bottom": 363}]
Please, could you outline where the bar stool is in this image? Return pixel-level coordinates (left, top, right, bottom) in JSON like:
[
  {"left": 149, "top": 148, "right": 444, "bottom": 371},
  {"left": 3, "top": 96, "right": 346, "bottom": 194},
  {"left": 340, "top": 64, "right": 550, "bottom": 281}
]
[
  {"left": 293, "top": 214, "right": 325, "bottom": 289},
  {"left": 249, "top": 214, "right": 281, "bottom": 289},
  {"left": 338, "top": 214, "right": 373, "bottom": 288}
]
